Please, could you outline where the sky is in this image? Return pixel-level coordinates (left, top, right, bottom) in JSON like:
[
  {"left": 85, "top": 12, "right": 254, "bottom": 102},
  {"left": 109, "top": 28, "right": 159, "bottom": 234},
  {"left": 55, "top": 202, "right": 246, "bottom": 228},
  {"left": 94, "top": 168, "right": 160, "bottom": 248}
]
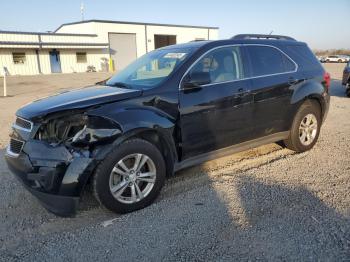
[{"left": 0, "top": 0, "right": 348, "bottom": 50}]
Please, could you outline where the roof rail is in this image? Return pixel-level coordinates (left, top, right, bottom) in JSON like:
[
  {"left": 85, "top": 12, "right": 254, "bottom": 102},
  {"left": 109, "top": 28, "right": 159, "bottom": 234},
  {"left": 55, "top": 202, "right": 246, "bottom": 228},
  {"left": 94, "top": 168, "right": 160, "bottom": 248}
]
[{"left": 232, "top": 34, "right": 296, "bottom": 41}]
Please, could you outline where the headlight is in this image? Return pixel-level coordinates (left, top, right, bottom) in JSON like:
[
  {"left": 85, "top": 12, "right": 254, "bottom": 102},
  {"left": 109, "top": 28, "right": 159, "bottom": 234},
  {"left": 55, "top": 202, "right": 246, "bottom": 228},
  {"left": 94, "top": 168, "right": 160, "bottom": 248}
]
[{"left": 36, "top": 114, "right": 121, "bottom": 146}]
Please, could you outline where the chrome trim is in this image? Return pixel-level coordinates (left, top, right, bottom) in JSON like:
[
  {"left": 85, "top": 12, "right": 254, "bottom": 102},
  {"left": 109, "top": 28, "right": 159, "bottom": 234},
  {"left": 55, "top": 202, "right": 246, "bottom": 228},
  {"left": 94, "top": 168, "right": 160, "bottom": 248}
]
[
  {"left": 179, "top": 44, "right": 299, "bottom": 90},
  {"left": 6, "top": 138, "right": 25, "bottom": 158},
  {"left": 13, "top": 117, "right": 33, "bottom": 132}
]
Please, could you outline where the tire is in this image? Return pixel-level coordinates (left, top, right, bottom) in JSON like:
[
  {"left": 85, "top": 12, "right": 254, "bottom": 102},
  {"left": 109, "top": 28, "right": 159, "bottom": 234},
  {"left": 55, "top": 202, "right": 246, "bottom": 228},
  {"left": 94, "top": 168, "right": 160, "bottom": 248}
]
[
  {"left": 326, "top": 59, "right": 330, "bottom": 63},
  {"left": 284, "top": 100, "right": 321, "bottom": 152},
  {"left": 346, "top": 85, "right": 350, "bottom": 98},
  {"left": 338, "top": 59, "right": 342, "bottom": 63},
  {"left": 93, "top": 138, "right": 166, "bottom": 214}
]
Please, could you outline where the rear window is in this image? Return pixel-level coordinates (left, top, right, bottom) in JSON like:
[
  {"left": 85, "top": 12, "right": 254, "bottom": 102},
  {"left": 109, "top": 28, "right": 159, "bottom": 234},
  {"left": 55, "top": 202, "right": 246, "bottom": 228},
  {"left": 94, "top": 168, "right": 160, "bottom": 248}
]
[
  {"left": 246, "top": 46, "right": 296, "bottom": 77},
  {"left": 285, "top": 45, "right": 322, "bottom": 72}
]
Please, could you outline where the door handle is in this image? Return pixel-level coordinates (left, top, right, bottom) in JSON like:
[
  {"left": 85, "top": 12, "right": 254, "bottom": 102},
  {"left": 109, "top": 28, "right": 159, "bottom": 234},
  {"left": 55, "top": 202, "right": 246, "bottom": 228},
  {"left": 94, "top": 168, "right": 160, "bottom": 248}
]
[
  {"left": 237, "top": 88, "right": 245, "bottom": 97},
  {"left": 237, "top": 88, "right": 251, "bottom": 96}
]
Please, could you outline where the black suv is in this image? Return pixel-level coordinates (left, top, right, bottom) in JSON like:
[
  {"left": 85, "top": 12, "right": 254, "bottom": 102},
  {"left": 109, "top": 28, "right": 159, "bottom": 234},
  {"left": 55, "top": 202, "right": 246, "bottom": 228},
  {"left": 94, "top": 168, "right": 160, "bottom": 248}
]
[
  {"left": 342, "top": 61, "right": 350, "bottom": 97},
  {"left": 5, "top": 34, "right": 330, "bottom": 216}
]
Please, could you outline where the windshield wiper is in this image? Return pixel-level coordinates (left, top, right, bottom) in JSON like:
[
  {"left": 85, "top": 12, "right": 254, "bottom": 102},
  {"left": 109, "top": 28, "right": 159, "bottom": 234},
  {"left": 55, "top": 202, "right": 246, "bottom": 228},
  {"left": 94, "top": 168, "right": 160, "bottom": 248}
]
[{"left": 107, "top": 82, "right": 132, "bottom": 89}]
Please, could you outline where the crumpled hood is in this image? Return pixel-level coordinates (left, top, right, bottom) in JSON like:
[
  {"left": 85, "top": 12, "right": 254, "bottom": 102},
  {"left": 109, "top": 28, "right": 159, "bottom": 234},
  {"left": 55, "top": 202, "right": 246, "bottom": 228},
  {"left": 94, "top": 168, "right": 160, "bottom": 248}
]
[{"left": 16, "top": 85, "right": 142, "bottom": 120}]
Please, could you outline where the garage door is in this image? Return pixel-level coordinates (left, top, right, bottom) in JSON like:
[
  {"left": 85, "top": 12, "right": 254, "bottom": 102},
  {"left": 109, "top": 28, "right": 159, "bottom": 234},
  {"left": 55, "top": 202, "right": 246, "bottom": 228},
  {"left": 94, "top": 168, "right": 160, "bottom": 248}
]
[{"left": 109, "top": 33, "right": 137, "bottom": 71}]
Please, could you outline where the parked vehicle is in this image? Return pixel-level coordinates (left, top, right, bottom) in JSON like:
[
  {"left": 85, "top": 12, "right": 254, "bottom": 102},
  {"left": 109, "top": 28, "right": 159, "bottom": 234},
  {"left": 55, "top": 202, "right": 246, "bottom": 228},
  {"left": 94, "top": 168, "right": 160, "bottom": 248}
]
[
  {"left": 5, "top": 34, "right": 331, "bottom": 216},
  {"left": 317, "top": 56, "right": 326, "bottom": 63},
  {"left": 341, "top": 55, "right": 350, "bottom": 62},
  {"left": 324, "top": 55, "right": 348, "bottom": 63},
  {"left": 342, "top": 61, "right": 350, "bottom": 97}
]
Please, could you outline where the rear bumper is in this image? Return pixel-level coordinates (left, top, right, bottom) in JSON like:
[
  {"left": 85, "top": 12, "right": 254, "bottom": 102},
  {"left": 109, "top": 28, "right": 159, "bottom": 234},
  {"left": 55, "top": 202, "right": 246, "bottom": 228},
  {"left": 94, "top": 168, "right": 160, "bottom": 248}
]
[{"left": 5, "top": 152, "right": 80, "bottom": 217}]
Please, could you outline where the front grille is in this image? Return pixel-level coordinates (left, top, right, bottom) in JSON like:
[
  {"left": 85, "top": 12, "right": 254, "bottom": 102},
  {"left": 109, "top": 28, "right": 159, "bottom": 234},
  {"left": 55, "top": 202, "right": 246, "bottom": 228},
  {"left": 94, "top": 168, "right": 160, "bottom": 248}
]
[
  {"left": 14, "top": 117, "right": 32, "bottom": 131},
  {"left": 8, "top": 138, "right": 24, "bottom": 155}
]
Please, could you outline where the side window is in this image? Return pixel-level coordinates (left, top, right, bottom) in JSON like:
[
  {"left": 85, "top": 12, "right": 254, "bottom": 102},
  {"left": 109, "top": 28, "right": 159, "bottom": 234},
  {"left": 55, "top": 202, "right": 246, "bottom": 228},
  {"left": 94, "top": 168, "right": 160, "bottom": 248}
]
[
  {"left": 286, "top": 45, "right": 320, "bottom": 71},
  {"left": 76, "top": 52, "right": 87, "bottom": 63},
  {"left": 187, "top": 46, "right": 244, "bottom": 84},
  {"left": 246, "top": 46, "right": 296, "bottom": 77}
]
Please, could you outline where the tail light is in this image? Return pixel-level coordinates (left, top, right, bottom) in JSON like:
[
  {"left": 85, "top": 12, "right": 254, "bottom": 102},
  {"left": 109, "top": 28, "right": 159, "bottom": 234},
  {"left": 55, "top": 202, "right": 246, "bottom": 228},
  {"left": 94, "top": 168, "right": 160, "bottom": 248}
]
[{"left": 323, "top": 72, "right": 331, "bottom": 90}]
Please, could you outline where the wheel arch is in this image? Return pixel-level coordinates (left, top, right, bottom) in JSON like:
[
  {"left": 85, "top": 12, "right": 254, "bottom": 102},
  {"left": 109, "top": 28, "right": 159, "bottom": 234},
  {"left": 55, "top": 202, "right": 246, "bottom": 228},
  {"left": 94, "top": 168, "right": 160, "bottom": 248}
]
[
  {"left": 120, "top": 128, "right": 177, "bottom": 177},
  {"left": 291, "top": 80, "right": 328, "bottom": 122},
  {"left": 93, "top": 127, "right": 178, "bottom": 178}
]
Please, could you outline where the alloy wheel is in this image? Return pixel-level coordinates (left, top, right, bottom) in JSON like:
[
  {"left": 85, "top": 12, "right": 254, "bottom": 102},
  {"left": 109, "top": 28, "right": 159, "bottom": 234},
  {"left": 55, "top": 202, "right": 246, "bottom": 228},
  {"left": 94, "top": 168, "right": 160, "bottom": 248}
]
[
  {"left": 109, "top": 153, "right": 156, "bottom": 204},
  {"left": 299, "top": 113, "right": 318, "bottom": 146}
]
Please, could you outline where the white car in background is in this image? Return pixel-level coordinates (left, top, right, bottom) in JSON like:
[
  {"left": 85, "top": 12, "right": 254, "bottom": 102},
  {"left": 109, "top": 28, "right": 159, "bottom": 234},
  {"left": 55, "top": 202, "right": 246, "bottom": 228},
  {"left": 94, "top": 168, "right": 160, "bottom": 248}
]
[
  {"left": 316, "top": 56, "right": 326, "bottom": 63},
  {"left": 324, "top": 55, "right": 349, "bottom": 63}
]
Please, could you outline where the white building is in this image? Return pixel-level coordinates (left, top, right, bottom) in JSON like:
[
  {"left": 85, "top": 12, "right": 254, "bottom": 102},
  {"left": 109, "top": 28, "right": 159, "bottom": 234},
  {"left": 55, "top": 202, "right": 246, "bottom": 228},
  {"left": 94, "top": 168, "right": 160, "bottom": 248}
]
[{"left": 0, "top": 20, "right": 219, "bottom": 75}]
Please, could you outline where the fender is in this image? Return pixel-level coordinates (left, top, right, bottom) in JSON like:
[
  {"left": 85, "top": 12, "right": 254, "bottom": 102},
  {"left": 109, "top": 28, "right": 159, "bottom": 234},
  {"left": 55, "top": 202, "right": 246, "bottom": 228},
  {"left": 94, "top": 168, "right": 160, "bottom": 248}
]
[
  {"left": 290, "top": 79, "right": 329, "bottom": 120},
  {"left": 88, "top": 104, "right": 178, "bottom": 172},
  {"left": 58, "top": 106, "right": 179, "bottom": 198}
]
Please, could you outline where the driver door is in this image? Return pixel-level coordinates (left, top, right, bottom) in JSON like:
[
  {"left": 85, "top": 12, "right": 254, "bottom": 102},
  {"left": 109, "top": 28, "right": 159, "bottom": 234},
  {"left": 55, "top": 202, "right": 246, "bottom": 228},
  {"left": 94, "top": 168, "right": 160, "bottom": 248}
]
[{"left": 178, "top": 46, "right": 253, "bottom": 159}]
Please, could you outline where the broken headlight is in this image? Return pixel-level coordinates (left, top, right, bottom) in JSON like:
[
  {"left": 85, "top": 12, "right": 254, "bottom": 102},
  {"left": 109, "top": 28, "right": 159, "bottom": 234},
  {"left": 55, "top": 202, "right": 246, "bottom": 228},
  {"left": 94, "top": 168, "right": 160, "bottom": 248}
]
[{"left": 36, "top": 114, "right": 121, "bottom": 146}]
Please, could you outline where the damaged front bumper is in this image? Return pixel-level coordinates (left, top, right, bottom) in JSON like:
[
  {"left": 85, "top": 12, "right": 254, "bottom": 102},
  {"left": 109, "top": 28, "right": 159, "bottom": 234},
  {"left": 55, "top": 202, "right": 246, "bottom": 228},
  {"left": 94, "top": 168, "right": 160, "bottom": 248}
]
[
  {"left": 5, "top": 140, "right": 97, "bottom": 216},
  {"left": 5, "top": 114, "right": 120, "bottom": 217},
  {"left": 5, "top": 153, "right": 80, "bottom": 216}
]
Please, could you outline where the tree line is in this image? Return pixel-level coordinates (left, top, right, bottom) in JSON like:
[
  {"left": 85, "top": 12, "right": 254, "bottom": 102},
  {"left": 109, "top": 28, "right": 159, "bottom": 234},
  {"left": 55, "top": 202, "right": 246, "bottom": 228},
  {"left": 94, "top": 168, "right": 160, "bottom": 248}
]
[{"left": 313, "top": 49, "right": 350, "bottom": 56}]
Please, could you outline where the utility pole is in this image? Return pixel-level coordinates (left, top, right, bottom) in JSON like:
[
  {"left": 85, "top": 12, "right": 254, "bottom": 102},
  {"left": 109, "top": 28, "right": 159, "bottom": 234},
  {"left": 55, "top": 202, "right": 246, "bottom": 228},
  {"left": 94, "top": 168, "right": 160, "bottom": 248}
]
[
  {"left": 81, "top": 2, "right": 85, "bottom": 21},
  {"left": 3, "top": 67, "right": 7, "bottom": 97}
]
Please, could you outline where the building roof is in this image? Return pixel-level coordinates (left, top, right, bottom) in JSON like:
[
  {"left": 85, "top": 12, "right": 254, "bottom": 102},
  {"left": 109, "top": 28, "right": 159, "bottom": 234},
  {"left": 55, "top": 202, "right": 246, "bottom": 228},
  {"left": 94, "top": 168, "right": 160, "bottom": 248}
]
[
  {"left": 0, "top": 30, "right": 108, "bottom": 49},
  {"left": 55, "top": 19, "right": 219, "bottom": 32},
  {"left": 0, "top": 30, "right": 97, "bottom": 37}
]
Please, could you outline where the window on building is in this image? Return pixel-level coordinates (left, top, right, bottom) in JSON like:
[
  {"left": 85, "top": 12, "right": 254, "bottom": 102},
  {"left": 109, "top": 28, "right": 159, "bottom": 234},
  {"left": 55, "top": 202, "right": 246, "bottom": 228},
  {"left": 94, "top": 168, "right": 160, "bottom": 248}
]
[
  {"left": 76, "top": 52, "right": 87, "bottom": 63},
  {"left": 12, "top": 53, "right": 26, "bottom": 64},
  {"left": 154, "top": 35, "right": 177, "bottom": 49}
]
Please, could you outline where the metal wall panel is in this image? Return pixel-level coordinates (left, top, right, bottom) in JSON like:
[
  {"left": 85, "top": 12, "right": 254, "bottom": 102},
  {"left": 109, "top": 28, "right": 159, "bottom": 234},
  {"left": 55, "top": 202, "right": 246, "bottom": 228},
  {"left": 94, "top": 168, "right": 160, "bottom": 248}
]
[{"left": 108, "top": 33, "right": 137, "bottom": 71}]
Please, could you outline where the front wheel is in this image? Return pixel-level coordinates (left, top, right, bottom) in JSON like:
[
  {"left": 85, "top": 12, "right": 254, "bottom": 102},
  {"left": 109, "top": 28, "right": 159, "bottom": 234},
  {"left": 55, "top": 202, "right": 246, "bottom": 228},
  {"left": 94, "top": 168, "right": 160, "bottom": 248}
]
[
  {"left": 284, "top": 100, "right": 321, "bottom": 152},
  {"left": 93, "top": 138, "right": 166, "bottom": 214}
]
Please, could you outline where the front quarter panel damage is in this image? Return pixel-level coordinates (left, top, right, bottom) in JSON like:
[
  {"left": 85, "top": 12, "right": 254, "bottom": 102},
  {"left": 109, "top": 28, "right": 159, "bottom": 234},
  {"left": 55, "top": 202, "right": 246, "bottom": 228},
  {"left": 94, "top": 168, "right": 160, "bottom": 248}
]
[
  {"left": 19, "top": 113, "right": 123, "bottom": 199},
  {"left": 7, "top": 97, "right": 178, "bottom": 216}
]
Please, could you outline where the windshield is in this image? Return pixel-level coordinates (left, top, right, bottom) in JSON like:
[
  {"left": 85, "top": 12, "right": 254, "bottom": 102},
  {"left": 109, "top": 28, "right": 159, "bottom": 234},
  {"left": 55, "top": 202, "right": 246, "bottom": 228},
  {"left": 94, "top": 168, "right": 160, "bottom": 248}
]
[{"left": 106, "top": 47, "right": 194, "bottom": 89}]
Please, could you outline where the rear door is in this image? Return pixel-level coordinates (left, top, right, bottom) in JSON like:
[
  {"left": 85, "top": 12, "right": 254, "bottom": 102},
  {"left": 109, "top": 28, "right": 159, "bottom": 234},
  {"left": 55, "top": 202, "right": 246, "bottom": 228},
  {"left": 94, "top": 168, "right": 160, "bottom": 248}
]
[
  {"left": 179, "top": 46, "right": 253, "bottom": 159},
  {"left": 244, "top": 45, "right": 298, "bottom": 138}
]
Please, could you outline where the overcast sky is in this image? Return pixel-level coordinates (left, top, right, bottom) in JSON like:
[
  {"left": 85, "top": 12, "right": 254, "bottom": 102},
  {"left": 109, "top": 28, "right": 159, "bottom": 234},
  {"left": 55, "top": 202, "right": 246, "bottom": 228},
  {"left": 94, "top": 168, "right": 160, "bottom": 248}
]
[{"left": 0, "top": 0, "right": 348, "bottom": 50}]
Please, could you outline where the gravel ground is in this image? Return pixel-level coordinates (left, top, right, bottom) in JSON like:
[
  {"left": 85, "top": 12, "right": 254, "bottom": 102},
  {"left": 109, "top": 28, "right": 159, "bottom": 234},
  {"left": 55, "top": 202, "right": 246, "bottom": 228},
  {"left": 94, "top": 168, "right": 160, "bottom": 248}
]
[{"left": 0, "top": 64, "right": 349, "bottom": 261}]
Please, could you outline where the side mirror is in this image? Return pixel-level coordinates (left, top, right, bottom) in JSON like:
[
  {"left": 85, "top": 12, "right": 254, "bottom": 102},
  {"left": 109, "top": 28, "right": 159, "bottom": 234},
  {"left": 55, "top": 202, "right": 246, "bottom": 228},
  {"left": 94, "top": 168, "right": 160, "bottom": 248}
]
[{"left": 183, "top": 71, "right": 211, "bottom": 89}]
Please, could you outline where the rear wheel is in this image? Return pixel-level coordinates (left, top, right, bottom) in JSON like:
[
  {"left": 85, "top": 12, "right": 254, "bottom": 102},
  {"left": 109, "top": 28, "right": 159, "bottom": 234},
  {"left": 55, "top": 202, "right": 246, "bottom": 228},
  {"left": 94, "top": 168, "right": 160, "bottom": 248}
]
[
  {"left": 284, "top": 100, "right": 321, "bottom": 152},
  {"left": 93, "top": 138, "right": 166, "bottom": 214}
]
